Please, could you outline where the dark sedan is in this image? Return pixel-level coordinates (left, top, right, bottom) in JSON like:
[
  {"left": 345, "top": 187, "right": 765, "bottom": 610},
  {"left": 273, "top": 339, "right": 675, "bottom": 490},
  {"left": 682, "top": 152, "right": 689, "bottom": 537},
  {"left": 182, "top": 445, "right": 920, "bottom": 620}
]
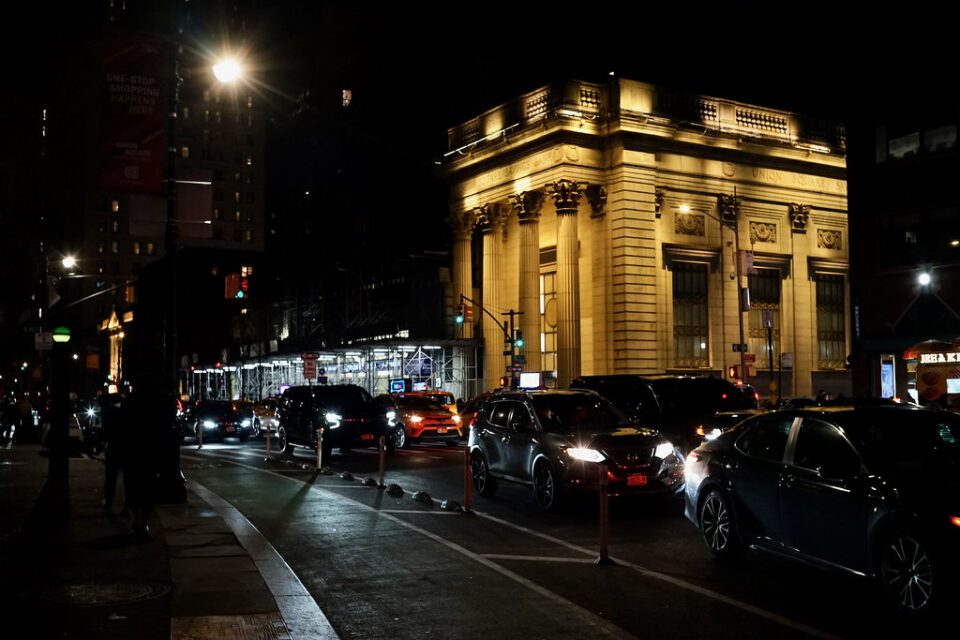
[
  {"left": 469, "top": 390, "right": 684, "bottom": 511},
  {"left": 684, "top": 405, "right": 960, "bottom": 615},
  {"left": 193, "top": 400, "right": 255, "bottom": 442}
]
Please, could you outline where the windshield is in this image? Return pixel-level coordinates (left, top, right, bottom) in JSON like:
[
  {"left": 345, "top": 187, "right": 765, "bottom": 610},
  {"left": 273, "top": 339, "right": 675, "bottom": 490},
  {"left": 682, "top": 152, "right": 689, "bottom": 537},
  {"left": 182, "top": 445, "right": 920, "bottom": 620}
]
[
  {"left": 397, "top": 396, "right": 448, "bottom": 412},
  {"left": 849, "top": 411, "right": 960, "bottom": 470},
  {"left": 531, "top": 394, "right": 632, "bottom": 434},
  {"left": 314, "top": 387, "right": 373, "bottom": 405}
]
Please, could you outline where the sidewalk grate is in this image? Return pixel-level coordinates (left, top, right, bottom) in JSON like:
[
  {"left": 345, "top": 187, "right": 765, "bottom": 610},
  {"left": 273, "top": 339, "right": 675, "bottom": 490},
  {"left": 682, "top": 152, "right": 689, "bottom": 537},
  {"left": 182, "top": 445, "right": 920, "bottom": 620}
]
[{"left": 33, "top": 580, "right": 172, "bottom": 607}]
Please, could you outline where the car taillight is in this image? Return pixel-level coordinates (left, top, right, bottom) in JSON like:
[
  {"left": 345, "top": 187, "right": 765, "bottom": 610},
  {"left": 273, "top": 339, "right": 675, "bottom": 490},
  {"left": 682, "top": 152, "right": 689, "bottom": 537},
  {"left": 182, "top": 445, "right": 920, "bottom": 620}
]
[
  {"left": 695, "top": 425, "right": 705, "bottom": 437},
  {"left": 469, "top": 413, "right": 477, "bottom": 429},
  {"left": 686, "top": 451, "right": 703, "bottom": 464},
  {"left": 950, "top": 515, "right": 960, "bottom": 528}
]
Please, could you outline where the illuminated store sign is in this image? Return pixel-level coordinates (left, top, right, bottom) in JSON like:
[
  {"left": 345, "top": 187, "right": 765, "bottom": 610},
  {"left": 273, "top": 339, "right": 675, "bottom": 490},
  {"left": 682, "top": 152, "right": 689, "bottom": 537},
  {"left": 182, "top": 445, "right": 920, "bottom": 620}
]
[{"left": 919, "top": 352, "right": 960, "bottom": 364}]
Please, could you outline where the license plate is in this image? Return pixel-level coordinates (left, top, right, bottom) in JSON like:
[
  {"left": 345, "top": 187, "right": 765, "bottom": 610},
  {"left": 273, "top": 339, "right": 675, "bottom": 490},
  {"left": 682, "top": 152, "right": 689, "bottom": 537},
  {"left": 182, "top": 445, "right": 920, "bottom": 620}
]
[
  {"left": 437, "top": 428, "right": 447, "bottom": 434},
  {"left": 627, "top": 473, "right": 648, "bottom": 487},
  {"left": 224, "top": 426, "right": 235, "bottom": 432},
  {"left": 360, "top": 433, "right": 375, "bottom": 441}
]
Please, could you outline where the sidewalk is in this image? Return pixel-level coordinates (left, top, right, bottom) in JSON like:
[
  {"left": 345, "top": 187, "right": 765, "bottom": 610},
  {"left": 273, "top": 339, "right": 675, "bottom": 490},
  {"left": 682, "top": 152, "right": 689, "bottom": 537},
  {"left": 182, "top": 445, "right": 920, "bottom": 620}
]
[{"left": 0, "top": 444, "right": 335, "bottom": 639}]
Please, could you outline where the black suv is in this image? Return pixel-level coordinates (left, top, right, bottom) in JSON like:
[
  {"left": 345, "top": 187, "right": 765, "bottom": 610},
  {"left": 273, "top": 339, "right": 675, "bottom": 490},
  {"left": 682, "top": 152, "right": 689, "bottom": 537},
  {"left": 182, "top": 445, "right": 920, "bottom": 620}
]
[
  {"left": 469, "top": 390, "right": 683, "bottom": 511},
  {"left": 276, "top": 385, "right": 398, "bottom": 459},
  {"left": 570, "top": 375, "right": 758, "bottom": 454}
]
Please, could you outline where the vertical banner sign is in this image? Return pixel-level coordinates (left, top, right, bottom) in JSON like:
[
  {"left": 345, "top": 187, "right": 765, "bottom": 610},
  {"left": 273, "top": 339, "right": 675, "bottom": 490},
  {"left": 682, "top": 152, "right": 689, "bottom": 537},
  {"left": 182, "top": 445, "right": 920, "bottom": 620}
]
[{"left": 101, "top": 35, "right": 166, "bottom": 193}]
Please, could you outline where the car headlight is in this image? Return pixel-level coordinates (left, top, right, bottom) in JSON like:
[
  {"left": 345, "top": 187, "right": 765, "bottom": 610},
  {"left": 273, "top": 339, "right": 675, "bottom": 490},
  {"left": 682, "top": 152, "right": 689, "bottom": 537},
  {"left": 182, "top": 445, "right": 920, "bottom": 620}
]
[
  {"left": 408, "top": 415, "right": 423, "bottom": 424},
  {"left": 386, "top": 410, "right": 396, "bottom": 420},
  {"left": 564, "top": 447, "right": 605, "bottom": 463},
  {"left": 86, "top": 408, "right": 97, "bottom": 418},
  {"left": 325, "top": 412, "right": 342, "bottom": 428},
  {"left": 654, "top": 442, "right": 675, "bottom": 459},
  {"left": 203, "top": 420, "right": 217, "bottom": 429},
  {"left": 452, "top": 415, "right": 461, "bottom": 424},
  {"left": 240, "top": 419, "right": 251, "bottom": 427},
  {"left": 703, "top": 428, "right": 722, "bottom": 441}
]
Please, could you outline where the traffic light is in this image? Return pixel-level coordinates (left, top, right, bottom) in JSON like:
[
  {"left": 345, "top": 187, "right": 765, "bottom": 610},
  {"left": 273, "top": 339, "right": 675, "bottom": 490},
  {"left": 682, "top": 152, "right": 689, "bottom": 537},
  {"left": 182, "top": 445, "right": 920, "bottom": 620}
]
[
  {"left": 514, "top": 330, "right": 524, "bottom": 349},
  {"left": 224, "top": 273, "right": 240, "bottom": 299},
  {"left": 728, "top": 365, "right": 742, "bottom": 380},
  {"left": 499, "top": 376, "right": 509, "bottom": 388},
  {"left": 455, "top": 303, "right": 464, "bottom": 324},
  {"left": 238, "top": 275, "right": 249, "bottom": 299}
]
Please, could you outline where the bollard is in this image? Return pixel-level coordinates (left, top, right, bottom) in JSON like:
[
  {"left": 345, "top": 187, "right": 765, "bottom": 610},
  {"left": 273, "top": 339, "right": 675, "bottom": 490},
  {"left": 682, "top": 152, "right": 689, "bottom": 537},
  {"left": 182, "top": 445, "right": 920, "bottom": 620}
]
[
  {"left": 264, "top": 426, "right": 272, "bottom": 461},
  {"left": 316, "top": 427, "right": 324, "bottom": 470},
  {"left": 463, "top": 446, "right": 473, "bottom": 514},
  {"left": 595, "top": 462, "right": 614, "bottom": 565},
  {"left": 378, "top": 435, "right": 386, "bottom": 488},
  {"left": 197, "top": 422, "right": 203, "bottom": 450}
]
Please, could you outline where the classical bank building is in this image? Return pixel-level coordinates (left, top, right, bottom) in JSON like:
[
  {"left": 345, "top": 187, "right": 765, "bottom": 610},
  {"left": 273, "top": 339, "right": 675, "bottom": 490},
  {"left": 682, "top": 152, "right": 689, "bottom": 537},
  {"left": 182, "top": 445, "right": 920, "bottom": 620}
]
[{"left": 444, "top": 79, "right": 850, "bottom": 398}]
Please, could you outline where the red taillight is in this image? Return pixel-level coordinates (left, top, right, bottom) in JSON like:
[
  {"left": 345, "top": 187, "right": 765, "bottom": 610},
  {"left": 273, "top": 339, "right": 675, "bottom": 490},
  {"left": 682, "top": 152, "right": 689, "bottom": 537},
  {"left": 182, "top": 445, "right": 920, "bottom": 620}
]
[
  {"left": 721, "top": 393, "right": 727, "bottom": 400},
  {"left": 469, "top": 412, "right": 478, "bottom": 429},
  {"left": 950, "top": 515, "right": 960, "bottom": 528},
  {"left": 754, "top": 391, "right": 760, "bottom": 402},
  {"left": 686, "top": 451, "right": 703, "bottom": 464}
]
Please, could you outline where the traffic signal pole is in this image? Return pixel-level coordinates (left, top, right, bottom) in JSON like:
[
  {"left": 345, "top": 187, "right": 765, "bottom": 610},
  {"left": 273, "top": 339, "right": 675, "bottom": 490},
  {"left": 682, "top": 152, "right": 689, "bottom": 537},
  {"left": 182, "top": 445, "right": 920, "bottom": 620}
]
[{"left": 457, "top": 294, "right": 523, "bottom": 388}]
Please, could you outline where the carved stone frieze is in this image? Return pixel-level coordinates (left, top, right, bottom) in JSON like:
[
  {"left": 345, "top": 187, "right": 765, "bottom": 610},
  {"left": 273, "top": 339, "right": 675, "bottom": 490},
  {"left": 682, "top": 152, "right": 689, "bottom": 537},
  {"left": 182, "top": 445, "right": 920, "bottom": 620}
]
[
  {"left": 586, "top": 184, "right": 607, "bottom": 218},
  {"left": 789, "top": 203, "right": 811, "bottom": 233},
  {"left": 717, "top": 194, "right": 740, "bottom": 223},
  {"left": 749, "top": 221, "right": 777, "bottom": 243},
  {"left": 675, "top": 212, "right": 705, "bottom": 236},
  {"left": 817, "top": 228, "right": 842, "bottom": 250},
  {"left": 510, "top": 191, "right": 545, "bottom": 224},
  {"left": 546, "top": 179, "right": 584, "bottom": 215}
]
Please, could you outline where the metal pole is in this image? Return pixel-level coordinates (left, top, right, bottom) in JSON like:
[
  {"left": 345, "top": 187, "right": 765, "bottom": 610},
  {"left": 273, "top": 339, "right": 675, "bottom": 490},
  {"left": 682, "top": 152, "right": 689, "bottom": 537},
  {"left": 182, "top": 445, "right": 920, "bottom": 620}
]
[
  {"left": 778, "top": 352, "right": 783, "bottom": 407},
  {"left": 378, "top": 435, "right": 386, "bottom": 487},
  {"left": 596, "top": 462, "right": 613, "bottom": 565},
  {"left": 264, "top": 426, "right": 272, "bottom": 461},
  {"left": 197, "top": 421, "right": 203, "bottom": 450},
  {"left": 464, "top": 446, "right": 473, "bottom": 514},
  {"left": 767, "top": 326, "right": 774, "bottom": 382},
  {"left": 733, "top": 215, "right": 746, "bottom": 382},
  {"left": 316, "top": 427, "right": 323, "bottom": 470}
]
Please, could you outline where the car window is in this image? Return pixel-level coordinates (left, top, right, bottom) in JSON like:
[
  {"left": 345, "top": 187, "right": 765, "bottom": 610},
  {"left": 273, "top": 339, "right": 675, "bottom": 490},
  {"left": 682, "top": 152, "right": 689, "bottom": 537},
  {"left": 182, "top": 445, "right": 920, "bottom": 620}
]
[
  {"left": 510, "top": 402, "right": 535, "bottom": 430},
  {"left": 652, "top": 379, "right": 756, "bottom": 413},
  {"left": 736, "top": 415, "right": 794, "bottom": 462},
  {"left": 793, "top": 418, "right": 862, "bottom": 477},
  {"left": 482, "top": 401, "right": 511, "bottom": 429},
  {"left": 531, "top": 394, "right": 630, "bottom": 433}
]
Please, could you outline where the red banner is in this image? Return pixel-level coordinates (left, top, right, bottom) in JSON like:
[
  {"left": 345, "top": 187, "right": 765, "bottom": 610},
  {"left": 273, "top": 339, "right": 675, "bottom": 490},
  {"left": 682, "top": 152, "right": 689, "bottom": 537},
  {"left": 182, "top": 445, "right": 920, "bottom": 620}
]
[{"left": 100, "top": 35, "right": 166, "bottom": 194}]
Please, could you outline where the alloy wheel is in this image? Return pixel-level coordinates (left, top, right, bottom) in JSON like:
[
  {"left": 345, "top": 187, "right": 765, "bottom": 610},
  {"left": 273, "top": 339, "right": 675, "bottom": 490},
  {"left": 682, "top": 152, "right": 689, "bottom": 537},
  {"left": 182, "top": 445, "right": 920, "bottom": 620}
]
[
  {"left": 394, "top": 428, "right": 407, "bottom": 449},
  {"left": 533, "top": 463, "right": 556, "bottom": 510},
  {"left": 883, "top": 534, "right": 934, "bottom": 612},
  {"left": 701, "top": 493, "right": 731, "bottom": 553}
]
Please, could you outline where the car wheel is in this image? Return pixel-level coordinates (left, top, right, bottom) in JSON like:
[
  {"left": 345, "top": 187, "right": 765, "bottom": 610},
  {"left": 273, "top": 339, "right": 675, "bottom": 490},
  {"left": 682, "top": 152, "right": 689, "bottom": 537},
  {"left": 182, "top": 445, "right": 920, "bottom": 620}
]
[
  {"left": 533, "top": 460, "right": 562, "bottom": 512},
  {"left": 881, "top": 530, "right": 937, "bottom": 615},
  {"left": 699, "top": 489, "right": 744, "bottom": 557},
  {"left": 276, "top": 426, "right": 291, "bottom": 454},
  {"left": 238, "top": 430, "right": 249, "bottom": 443},
  {"left": 393, "top": 428, "right": 407, "bottom": 449},
  {"left": 471, "top": 452, "right": 497, "bottom": 497},
  {"left": 252, "top": 419, "right": 261, "bottom": 438}
]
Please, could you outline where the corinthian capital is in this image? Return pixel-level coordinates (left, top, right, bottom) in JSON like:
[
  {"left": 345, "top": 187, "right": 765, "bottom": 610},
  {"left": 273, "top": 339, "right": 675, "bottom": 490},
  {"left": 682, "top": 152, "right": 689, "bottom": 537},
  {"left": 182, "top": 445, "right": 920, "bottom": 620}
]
[
  {"left": 446, "top": 210, "right": 477, "bottom": 239},
  {"left": 475, "top": 203, "right": 508, "bottom": 233},
  {"left": 546, "top": 179, "right": 584, "bottom": 215},
  {"left": 510, "top": 191, "right": 545, "bottom": 224}
]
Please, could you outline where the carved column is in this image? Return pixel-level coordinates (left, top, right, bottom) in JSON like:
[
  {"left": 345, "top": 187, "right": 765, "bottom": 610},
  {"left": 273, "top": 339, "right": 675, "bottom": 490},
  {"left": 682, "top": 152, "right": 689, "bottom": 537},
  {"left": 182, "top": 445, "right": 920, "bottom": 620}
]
[
  {"left": 547, "top": 179, "right": 584, "bottom": 388},
  {"left": 448, "top": 210, "right": 476, "bottom": 339},
  {"left": 477, "top": 203, "right": 508, "bottom": 390},
  {"left": 511, "top": 191, "right": 544, "bottom": 373}
]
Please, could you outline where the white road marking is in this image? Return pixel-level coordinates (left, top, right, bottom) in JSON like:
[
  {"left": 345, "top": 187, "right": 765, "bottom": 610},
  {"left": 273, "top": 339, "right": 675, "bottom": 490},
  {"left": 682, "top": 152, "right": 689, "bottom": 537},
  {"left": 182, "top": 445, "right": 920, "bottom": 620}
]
[
  {"left": 378, "top": 509, "right": 461, "bottom": 515},
  {"left": 186, "top": 451, "right": 841, "bottom": 640},
  {"left": 481, "top": 554, "right": 597, "bottom": 564}
]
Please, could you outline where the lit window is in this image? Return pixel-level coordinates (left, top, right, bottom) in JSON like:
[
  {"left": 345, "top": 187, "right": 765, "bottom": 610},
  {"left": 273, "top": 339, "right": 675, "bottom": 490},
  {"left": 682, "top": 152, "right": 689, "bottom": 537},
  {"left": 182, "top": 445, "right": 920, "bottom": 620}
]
[
  {"left": 182, "top": 107, "right": 190, "bottom": 119},
  {"left": 673, "top": 262, "right": 709, "bottom": 368},
  {"left": 245, "top": 230, "right": 253, "bottom": 242},
  {"left": 213, "top": 207, "right": 221, "bottom": 221},
  {"left": 98, "top": 243, "right": 105, "bottom": 255},
  {"left": 234, "top": 210, "right": 241, "bottom": 222},
  {"left": 111, "top": 200, "right": 119, "bottom": 213},
  {"left": 748, "top": 269, "right": 781, "bottom": 370},
  {"left": 146, "top": 242, "right": 155, "bottom": 256},
  {"left": 245, "top": 156, "right": 253, "bottom": 166},
  {"left": 181, "top": 146, "right": 189, "bottom": 158},
  {"left": 888, "top": 133, "right": 920, "bottom": 159},
  {"left": 214, "top": 111, "right": 222, "bottom": 123},
  {"left": 204, "top": 110, "right": 210, "bottom": 121},
  {"left": 111, "top": 241, "right": 119, "bottom": 254},
  {"left": 925, "top": 125, "right": 957, "bottom": 153},
  {"left": 247, "top": 96, "right": 253, "bottom": 109},
  {"left": 234, "top": 191, "right": 241, "bottom": 203},
  {"left": 247, "top": 115, "right": 254, "bottom": 127},
  {"left": 816, "top": 274, "right": 846, "bottom": 370},
  {"left": 112, "top": 220, "right": 119, "bottom": 233},
  {"left": 133, "top": 242, "right": 140, "bottom": 255}
]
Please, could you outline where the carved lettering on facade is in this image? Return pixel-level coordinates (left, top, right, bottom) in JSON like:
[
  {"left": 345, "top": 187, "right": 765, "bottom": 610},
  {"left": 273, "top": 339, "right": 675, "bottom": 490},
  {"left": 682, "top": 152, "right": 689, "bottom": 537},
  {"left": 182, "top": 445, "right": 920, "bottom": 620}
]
[
  {"left": 749, "top": 221, "right": 777, "bottom": 243},
  {"left": 675, "top": 212, "right": 705, "bottom": 236},
  {"left": 817, "top": 228, "right": 842, "bottom": 250}
]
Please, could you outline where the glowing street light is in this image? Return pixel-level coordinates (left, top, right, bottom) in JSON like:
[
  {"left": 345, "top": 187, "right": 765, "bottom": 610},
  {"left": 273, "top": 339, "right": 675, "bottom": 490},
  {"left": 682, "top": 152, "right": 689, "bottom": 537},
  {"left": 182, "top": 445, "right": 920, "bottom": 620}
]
[
  {"left": 918, "top": 272, "right": 932, "bottom": 286},
  {"left": 212, "top": 58, "right": 242, "bottom": 84},
  {"left": 61, "top": 255, "right": 77, "bottom": 270}
]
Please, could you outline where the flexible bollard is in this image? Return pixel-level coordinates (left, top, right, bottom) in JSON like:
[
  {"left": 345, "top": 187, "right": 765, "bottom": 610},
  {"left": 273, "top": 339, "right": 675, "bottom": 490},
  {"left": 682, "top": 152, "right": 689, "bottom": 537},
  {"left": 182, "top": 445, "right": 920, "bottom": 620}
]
[
  {"left": 197, "top": 423, "right": 203, "bottom": 450},
  {"left": 316, "top": 427, "right": 324, "bottom": 470},
  {"left": 595, "top": 462, "right": 614, "bottom": 565},
  {"left": 264, "top": 426, "right": 272, "bottom": 461},
  {"left": 463, "top": 446, "right": 473, "bottom": 514},
  {"left": 378, "top": 435, "right": 386, "bottom": 488}
]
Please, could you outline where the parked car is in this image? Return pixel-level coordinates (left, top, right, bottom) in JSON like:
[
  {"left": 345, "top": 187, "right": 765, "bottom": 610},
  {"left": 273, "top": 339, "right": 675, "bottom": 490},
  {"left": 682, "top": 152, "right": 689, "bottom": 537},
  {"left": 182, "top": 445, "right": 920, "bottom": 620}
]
[
  {"left": 684, "top": 404, "right": 960, "bottom": 615},
  {"left": 276, "top": 385, "right": 399, "bottom": 459},
  {"left": 252, "top": 397, "right": 280, "bottom": 437},
  {"left": 469, "top": 389, "right": 684, "bottom": 511},
  {"left": 388, "top": 394, "right": 464, "bottom": 447},
  {"left": 193, "top": 400, "right": 255, "bottom": 442},
  {"left": 457, "top": 391, "right": 494, "bottom": 430},
  {"left": 570, "top": 374, "right": 758, "bottom": 454},
  {"left": 397, "top": 390, "right": 458, "bottom": 415}
]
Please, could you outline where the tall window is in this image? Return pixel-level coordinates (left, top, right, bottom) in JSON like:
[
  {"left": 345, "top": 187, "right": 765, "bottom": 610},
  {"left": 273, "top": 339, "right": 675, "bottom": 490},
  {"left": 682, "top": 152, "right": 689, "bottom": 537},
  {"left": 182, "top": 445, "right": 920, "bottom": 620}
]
[
  {"left": 540, "top": 271, "right": 557, "bottom": 381},
  {"left": 748, "top": 269, "right": 780, "bottom": 370},
  {"left": 673, "top": 263, "right": 709, "bottom": 368},
  {"left": 816, "top": 274, "right": 846, "bottom": 369}
]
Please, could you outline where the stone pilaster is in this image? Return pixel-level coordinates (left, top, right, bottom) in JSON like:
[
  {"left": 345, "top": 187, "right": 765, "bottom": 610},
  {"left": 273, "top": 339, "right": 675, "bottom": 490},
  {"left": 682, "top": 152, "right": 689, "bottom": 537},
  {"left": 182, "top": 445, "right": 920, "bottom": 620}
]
[
  {"left": 447, "top": 210, "right": 477, "bottom": 338},
  {"left": 511, "top": 191, "right": 544, "bottom": 374},
  {"left": 477, "top": 203, "right": 508, "bottom": 390},
  {"left": 547, "top": 179, "right": 584, "bottom": 388},
  {"left": 790, "top": 203, "right": 814, "bottom": 397}
]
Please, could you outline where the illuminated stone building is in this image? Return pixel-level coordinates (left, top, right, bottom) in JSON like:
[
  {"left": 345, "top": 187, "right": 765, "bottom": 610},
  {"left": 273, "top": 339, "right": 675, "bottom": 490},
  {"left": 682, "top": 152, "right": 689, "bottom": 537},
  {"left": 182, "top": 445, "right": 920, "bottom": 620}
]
[{"left": 444, "top": 79, "right": 850, "bottom": 397}]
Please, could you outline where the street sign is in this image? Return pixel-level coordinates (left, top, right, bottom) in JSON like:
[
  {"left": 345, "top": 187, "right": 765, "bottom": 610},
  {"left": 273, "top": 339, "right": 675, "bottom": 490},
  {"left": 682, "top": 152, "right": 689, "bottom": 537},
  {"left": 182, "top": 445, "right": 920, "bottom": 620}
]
[
  {"left": 513, "top": 355, "right": 526, "bottom": 364},
  {"left": 781, "top": 352, "right": 794, "bottom": 368},
  {"left": 301, "top": 352, "right": 320, "bottom": 379},
  {"left": 732, "top": 343, "right": 748, "bottom": 352},
  {"left": 762, "top": 309, "right": 774, "bottom": 329},
  {"left": 743, "top": 353, "right": 756, "bottom": 364},
  {"left": 506, "top": 365, "right": 523, "bottom": 372},
  {"left": 34, "top": 332, "right": 53, "bottom": 351}
]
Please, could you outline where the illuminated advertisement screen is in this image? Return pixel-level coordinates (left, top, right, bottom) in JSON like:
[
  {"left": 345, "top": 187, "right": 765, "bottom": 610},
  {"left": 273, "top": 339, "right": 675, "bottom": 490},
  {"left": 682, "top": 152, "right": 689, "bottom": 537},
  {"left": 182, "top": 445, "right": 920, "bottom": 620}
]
[{"left": 519, "top": 372, "right": 541, "bottom": 389}]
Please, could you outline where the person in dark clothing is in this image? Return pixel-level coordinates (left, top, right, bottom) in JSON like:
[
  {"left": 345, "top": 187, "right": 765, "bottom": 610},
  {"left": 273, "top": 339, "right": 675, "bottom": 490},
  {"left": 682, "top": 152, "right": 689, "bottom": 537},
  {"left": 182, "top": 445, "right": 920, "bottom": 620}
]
[{"left": 100, "top": 391, "right": 125, "bottom": 512}]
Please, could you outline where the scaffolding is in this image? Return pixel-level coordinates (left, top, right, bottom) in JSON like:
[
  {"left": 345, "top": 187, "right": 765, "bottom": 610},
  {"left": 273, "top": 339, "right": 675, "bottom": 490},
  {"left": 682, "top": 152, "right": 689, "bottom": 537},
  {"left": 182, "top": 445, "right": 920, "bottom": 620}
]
[{"left": 186, "top": 340, "right": 484, "bottom": 402}]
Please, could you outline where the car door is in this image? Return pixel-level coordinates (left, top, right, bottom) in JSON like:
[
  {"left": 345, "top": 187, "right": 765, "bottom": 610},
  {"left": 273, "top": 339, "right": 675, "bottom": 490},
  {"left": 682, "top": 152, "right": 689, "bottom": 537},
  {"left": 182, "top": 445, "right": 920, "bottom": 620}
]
[
  {"left": 477, "top": 400, "right": 511, "bottom": 474},
  {"left": 779, "top": 417, "right": 869, "bottom": 570},
  {"left": 504, "top": 401, "right": 540, "bottom": 482},
  {"left": 729, "top": 414, "right": 797, "bottom": 545}
]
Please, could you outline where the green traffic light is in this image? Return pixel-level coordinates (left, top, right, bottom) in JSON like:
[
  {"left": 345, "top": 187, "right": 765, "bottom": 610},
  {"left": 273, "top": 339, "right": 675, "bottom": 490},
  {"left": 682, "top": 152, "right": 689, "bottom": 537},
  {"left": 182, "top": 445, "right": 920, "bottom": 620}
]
[{"left": 236, "top": 290, "right": 245, "bottom": 299}]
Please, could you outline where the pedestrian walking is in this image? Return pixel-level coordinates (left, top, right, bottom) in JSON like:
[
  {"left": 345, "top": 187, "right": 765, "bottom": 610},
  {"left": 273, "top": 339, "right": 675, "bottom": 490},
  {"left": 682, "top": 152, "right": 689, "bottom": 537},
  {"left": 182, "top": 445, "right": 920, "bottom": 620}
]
[{"left": 121, "top": 372, "right": 165, "bottom": 541}]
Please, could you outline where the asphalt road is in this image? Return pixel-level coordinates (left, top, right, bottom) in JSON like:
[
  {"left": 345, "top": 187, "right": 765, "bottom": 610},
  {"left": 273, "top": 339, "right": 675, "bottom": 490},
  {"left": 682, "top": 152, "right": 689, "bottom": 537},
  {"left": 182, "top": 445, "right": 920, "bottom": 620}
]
[{"left": 179, "top": 437, "right": 944, "bottom": 639}]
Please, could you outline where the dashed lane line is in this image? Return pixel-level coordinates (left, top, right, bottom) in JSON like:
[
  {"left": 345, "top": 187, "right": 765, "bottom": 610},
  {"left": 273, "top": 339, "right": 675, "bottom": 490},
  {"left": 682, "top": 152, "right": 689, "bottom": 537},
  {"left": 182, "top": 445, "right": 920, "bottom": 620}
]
[{"left": 481, "top": 554, "right": 597, "bottom": 564}]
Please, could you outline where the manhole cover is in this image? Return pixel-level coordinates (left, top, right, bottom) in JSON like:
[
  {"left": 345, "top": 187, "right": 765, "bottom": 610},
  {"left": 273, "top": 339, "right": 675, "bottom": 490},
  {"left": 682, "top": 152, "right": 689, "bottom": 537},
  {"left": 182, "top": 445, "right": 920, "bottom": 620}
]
[{"left": 36, "top": 581, "right": 172, "bottom": 607}]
